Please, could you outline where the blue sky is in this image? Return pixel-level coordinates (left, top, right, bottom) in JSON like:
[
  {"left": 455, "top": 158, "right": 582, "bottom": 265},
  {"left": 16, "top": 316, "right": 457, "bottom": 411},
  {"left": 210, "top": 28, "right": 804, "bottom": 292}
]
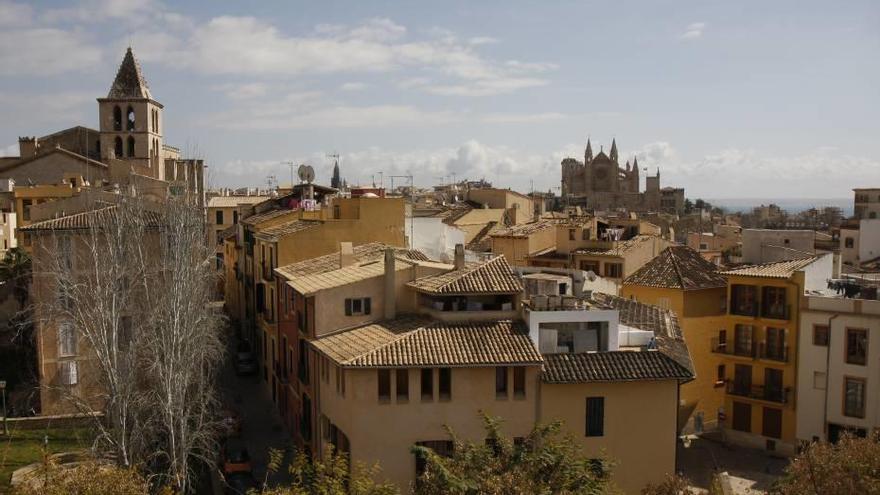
[{"left": 1, "top": 0, "right": 878, "bottom": 198}]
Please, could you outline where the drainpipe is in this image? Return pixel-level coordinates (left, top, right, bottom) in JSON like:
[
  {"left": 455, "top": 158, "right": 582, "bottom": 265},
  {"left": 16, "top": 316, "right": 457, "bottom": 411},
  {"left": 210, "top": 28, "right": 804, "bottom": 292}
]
[{"left": 822, "top": 313, "right": 839, "bottom": 441}]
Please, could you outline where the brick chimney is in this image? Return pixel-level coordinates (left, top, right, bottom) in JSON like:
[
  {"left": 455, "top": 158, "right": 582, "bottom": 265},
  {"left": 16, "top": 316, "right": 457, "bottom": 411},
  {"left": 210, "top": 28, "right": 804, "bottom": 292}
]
[
  {"left": 18, "top": 137, "right": 37, "bottom": 157},
  {"left": 454, "top": 243, "right": 465, "bottom": 270},
  {"left": 384, "top": 248, "right": 396, "bottom": 319},
  {"left": 339, "top": 241, "right": 354, "bottom": 268}
]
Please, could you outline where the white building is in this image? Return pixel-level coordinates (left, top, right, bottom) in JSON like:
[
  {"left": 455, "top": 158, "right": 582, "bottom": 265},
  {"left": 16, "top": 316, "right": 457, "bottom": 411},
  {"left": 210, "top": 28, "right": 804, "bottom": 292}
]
[
  {"left": 405, "top": 216, "right": 466, "bottom": 262},
  {"left": 797, "top": 293, "right": 880, "bottom": 443},
  {"left": 741, "top": 229, "right": 816, "bottom": 264},
  {"left": 0, "top": 211, "right": 16, "bottom": 254}
]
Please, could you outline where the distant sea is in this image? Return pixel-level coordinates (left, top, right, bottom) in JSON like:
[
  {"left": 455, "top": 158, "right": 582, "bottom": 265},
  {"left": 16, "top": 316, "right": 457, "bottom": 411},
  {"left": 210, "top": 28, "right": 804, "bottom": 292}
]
[{"left": 705, "top": 198, "right": 853, "bottom": 216}]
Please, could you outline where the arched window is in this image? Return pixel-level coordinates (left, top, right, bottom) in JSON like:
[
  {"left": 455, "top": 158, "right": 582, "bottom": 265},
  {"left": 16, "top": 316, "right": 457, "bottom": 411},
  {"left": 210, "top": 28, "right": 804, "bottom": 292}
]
[
  {"left": 114, "top": 136, "right": 123, "bottom": 158},
  {"left": 126, "top": 106, "right": 135, "bottom": 131},
  {"left": 127, "top": 136, "right": 135, "bottom": 157},
  {"left": 113, "top": 106, "right": 122, "bottom": 131}
]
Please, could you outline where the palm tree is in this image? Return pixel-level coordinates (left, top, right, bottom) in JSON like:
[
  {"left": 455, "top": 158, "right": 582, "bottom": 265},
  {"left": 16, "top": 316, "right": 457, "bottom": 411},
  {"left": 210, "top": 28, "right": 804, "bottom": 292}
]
[{"left": 0, "top": 247, "right": 32, "bottom": 310}]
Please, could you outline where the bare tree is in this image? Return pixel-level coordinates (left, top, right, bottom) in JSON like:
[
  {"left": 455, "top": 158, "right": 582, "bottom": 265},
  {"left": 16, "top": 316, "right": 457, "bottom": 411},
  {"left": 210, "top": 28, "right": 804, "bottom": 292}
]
[{"left": 32, "top": 192, "right": 224, "bottom": 492}]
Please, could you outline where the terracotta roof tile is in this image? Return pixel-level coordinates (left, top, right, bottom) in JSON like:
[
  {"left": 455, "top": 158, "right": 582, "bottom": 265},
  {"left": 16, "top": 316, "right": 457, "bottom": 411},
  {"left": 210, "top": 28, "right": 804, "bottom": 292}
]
[
  {"left": 572, "top": 235, "right": 655, "bottom": 257},
  {"left": 624, "top": 245, "right": 727, "bottom": 290},
  {"left": 207, "top": 196, "right": 269, "bottom": 208},
  {"left": 407, "top": 256, "right": 522, "bottom": 295},
  {"left": 312, "top": 317, "right": 542, "bottom": 368},
  {"left": 240, "top": 208, "right": 296, "bottom": 226},
  {"left": 721, "top": 257, "right": 818, "bottom": 279},
  {"left": 490, "top": 220, "right": 554, "bottom": 238},
  {"left": 19, "top": 205, "right": 163, "bottom": 232},
  {"left": 542, "top": 352, "right": 693, "bottom": 383},
  {"left": 275, "top": 242, "right": 428, "bottom": 279},
  {"left": 253, "top": 219, "right": 322, "bottom": 241}
]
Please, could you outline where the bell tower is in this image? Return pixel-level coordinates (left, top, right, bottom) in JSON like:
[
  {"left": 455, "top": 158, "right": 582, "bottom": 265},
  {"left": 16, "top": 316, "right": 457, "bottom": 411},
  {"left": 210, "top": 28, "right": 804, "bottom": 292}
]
[{"left": 97, "top": 47, "right": 164, "bottom": 180}]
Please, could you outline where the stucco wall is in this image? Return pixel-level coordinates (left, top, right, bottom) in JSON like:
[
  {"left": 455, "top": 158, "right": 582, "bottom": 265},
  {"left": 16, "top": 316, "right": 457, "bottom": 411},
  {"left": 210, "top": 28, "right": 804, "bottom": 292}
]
[{"left": 742, "top": 229, "right": 815, "bottom": 264}]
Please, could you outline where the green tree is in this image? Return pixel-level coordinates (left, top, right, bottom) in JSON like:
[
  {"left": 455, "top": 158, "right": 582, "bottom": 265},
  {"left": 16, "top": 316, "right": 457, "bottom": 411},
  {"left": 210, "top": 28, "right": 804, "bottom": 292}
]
[
  {"left": 771, "top": 432, "right": 880, "bottom": 495},
  {"left": 258, "top": 447, "right": 398, "bottom": 495},
  {"left": 0, "top": 247, "right": 31, "bottom": 310},
  {"left": 412, "top": 415, "right": 615, "bottom": 495}
]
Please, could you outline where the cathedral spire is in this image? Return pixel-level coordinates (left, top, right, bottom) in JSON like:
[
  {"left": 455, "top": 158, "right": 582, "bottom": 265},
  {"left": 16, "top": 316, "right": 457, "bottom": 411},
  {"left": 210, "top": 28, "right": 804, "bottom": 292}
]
[
  {"left": 633, "top": 155, "right": 639, "bottom": 169},
  {"left": 585, "top": 138, "right": 593, "bottom": 163},
  {"left": 609, "top": 138, "right": 618, "bottom": 163},
  {"left": 331, "top": 159, "right": 341, "bottom": 189},
  {"left": 108, "top": 47, "right": 152, "bottom": 99}
]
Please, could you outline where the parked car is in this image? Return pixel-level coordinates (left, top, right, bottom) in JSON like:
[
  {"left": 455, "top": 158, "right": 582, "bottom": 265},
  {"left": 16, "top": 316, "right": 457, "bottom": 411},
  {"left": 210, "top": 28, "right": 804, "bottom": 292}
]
[
  {"left": 235, "top": 341, "right": 257, "bottom": 376},
  {"left": 222, "top": 439, "right": 252, "bottom": 475},
  {"left": 224, "top": 472, "right": 258, "bottom": 494}
]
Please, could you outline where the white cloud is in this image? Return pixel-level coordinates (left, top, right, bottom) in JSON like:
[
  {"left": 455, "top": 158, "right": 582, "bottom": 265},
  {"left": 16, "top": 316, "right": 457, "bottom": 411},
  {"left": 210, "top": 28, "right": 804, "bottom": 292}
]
[
  {"left": 481, "top": 112, "right": 568, "bottom": 124},
  {"left": 0, "top": 27, "right": 101, "bottom": 75},
  {"left": 207, "top": 103, "right": 460, "bottom": 131},
  {"left": 680, "top": 22, "right": 706, "bottom": 40},
  {"left": 339, "top": 82, "right": 367, "bottom": 91},
  {"left": 468, "top": 36, "right": 498, "bottom": 45},
  {"left": 211, "top": 82, "right": 271, "bottom": 100},
  {"left": 0, "top": 1, "right": 32, "bottom": 26},
  {"left": 0, "top": 90, "right": 93, "bottom": 124},
  {"left": 42, "top": 0, "right": 156, "bottom": 24}
]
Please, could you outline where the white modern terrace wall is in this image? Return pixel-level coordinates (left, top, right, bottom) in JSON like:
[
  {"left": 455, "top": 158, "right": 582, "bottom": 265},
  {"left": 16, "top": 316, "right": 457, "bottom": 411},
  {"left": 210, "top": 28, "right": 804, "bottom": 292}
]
[{"left": 524, "top": 308, "right": 619, "bottom": 352}]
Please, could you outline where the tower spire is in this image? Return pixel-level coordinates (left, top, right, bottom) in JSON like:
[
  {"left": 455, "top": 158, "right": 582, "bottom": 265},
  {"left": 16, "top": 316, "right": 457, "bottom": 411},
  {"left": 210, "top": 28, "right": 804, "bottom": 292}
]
[
  {"left": 585, "top": 137, "right": 593, "bottom": 163},
  {"left": 609, "top": 138, "right": 618, "bottom": 163},
  {"left": 107, "top": 47, "right": 151, "bottom": 99}
]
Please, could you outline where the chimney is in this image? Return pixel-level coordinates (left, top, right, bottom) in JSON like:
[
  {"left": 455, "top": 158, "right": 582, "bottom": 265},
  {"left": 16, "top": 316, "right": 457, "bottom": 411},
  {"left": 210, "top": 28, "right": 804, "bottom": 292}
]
[
  {"left": 384, "top": 248, "right": 396, "bottom": 319},
  {"left": 339, "top": 241, "right": 354, "bottom": 268},
  {"left": 454, "top": 243, "right": 465, "bottom": 270},
  {"left": 18, "top": 137, "right": 37, "bottom": 157}
]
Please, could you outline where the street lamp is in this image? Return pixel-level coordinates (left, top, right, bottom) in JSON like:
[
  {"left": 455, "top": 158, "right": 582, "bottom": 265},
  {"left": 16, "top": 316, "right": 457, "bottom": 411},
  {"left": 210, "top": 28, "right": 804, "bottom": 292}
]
[{"left": 0, "top": 380, "right": 7, "bottom": 436}]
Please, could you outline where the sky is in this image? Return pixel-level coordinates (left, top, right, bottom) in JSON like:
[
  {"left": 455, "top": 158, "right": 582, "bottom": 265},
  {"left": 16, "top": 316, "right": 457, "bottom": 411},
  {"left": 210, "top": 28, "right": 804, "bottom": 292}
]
[{"left": 1, "top": 0, "right": 878, "bottom": 198}]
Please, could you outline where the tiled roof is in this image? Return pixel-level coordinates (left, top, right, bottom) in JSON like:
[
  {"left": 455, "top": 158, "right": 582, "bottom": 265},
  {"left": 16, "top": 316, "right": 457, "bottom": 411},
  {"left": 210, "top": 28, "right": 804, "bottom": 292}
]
[
  {"left": 20, "top": 205, "right": 164, "bottom": 232},
  {"left": 466, "top": 221, "right": 500, "bottom": 252},
  {"left": 207, "top": 196, "right": 269, "bottom": 208},
  {"left": 542, "top": 351, "right": 693, "bottom": 383},
  {"left": 240, "top": 208, "right": 296, "bottom": 226},
  {"left": 286, "top": 257, "right": 421, "bottom": 295},
  {"left": 572, "top": 235, "right": 655, "bottom": 257},
  {"left": 275, "top": 242, "right": 429, "bottom": 279},
  {"left": 623, "top": 245, "right": 727, "bottom": 291},
  {"left": 591, "top": 292, "right": 694, "bottom": 374},
  {"left": 407, "top": 256, "right": 522, "bottom": 295},
  {"left": 312, "top": 317, "right": 542, "bottom": 368},
  {"left": 253, "top": 219, "right": 322, "bottom": 241},
  {"left": 490, "top": 220, "right": 554, "bottom": 238},
  {"left": 107, "top": 48, "right": 152, "bottom": 99},
  {"left": 721, "top": 257, "right": 818, "bottom": 279}
]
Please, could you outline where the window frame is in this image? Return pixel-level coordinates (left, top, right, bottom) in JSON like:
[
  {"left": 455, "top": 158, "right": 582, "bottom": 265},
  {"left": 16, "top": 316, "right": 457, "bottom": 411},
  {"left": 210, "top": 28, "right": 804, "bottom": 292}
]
[
  {"left": 813, "top": 324, "right": 829, "bottom": 346},
  {"left": 843, "top": 376, "right": 866, "bottom": 418},
  {"left": 378, "top": 369, "right": 391, "bottom": 402},
  {"left": 845, "top": 328, "right": 868, "bottom": 366},
  {"left": 495, "top": 366, "right": 508, "bottom": 399},
  {"left": 420, "top": 368, "right": 433, "bottom": 402},
  {"left": 585, "top": 397, "right": 605, "bottom": 437}
]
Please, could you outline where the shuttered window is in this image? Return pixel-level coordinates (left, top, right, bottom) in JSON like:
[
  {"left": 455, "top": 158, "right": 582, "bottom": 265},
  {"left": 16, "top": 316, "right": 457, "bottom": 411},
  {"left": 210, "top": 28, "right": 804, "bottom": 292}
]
[{"left": 585, "top": 397, "right": 604, "bottom": 437}]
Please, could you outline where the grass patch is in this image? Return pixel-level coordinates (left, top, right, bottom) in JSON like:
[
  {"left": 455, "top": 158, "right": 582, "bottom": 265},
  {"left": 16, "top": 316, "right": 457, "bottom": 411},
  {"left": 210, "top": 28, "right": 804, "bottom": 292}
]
[{"left": 0, "top": 426, "right": 95, "bottom": 493}]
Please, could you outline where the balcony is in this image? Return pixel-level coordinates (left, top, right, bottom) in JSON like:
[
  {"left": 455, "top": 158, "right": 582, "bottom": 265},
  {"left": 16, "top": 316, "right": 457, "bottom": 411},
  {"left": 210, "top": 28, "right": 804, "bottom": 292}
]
[
  {"left": 730, "top": 302, "right": 758, "bottom": 318},
  {"left": 726, "top": 382, "right": 791, "bottom": 404},
  {"left": 757, "top": 342, "right": 789, "bottom": 363},
  {"left": 710, "top": 338, "right": 756, "bottom": 358},
  {"left": 760, "top": 303, "right": 790, "bottom": 321}
]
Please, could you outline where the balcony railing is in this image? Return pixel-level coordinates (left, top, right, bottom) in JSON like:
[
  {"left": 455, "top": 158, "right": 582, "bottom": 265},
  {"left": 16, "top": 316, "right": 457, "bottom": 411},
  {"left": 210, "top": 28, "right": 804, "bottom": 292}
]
[
  {"left": 726, "top": 382, "right": 790, "bottom": 404},
  {"left": 710, "top": 338, "right": 756, "bottom": 358},
  {"left": 757, "top": 342, "right": 789, "bottom": 363},
  {"left": 730, "top": 302, "right": 758, "bottom": 317},
  {"left": 760, "top": 303, "right": 791, "bottom": 321}
]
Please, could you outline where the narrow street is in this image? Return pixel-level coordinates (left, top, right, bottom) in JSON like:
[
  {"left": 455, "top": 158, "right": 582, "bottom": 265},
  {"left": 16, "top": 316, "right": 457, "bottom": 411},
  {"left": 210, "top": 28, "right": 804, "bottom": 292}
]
[{"left": 217, "top": 324, "right": 293, "bottom": 492}]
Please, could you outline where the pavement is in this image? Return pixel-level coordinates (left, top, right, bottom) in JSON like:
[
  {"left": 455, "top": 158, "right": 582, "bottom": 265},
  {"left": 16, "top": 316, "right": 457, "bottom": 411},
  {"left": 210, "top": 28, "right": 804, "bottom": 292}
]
[
  {"left": 677, "top": 433, "right": 789, "bottom": 494},
  {"left": 216, "top": 324, "right": 294, "bottom": 493}
]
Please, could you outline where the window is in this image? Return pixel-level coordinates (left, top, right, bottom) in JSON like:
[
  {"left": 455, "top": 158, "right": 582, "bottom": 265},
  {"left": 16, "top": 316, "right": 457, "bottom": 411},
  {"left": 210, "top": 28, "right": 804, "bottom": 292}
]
[
  {"left": 396, "top": 369, "right": 409, "bottom": 401},
  {"left": 126, "top": 106, "right": 135, "bottom": 131},
  {"left": 344, "top": 297, "right": 372, "bottom": 316},
  {"left": 846, "top": 329, "right": 867, "bottom": 365},
  {"left": 732, "top": 401, "right": 751, "bottom": 432},
  {"left": 581, "top": 229, "right": 589, "bottom": 240},
  {"left": 420, "top": 369, "right": 433, "bottom": 401},
  {"left": 513, "top": 367, "right": 526, "bottom": 398},
  {"left": 215, "top": 210, "right": 224, "bottom": 224},
  {"left": 764, "top": 368, "right": 784, "bottom": 402},
  {"left": 844, "top": 377, "right": 866, "bottom": 418},
  {"left": 113, "top": 106, "right": 122, "bottom": 131},
  {"left": 734, "top": 325, "right": 754, "bottom": 357},
  {"left": 813, "top": 371, "right": 826, "bottom": 390},
  {"left": 730, "top": 284, "right": 758, "bottom": 316},
  {"left": 603, "top": 263, "right": 623, "bottom": 278},
  {"left": 298, "top": 338, "right": 309, "bottom": 384},
  {"left": 57, "top": 322, "right": 77, "bottom": 357},
  {"left": 844, "top": 237, "right": 854, "bottom": 248},
  {"left": 579, "top": 260, "right": 599, "bottom": 273},
  {"left": 333, "top": 205, "right": 341, "bottom": 219},
  {"left": 127, "top": 136, "right": 135, "bottom": 157},
  {"left": 335, "top": 366, "right": 345, "bottom": 396},
  {"left": 495, "top": 366, "right": 508, "bottom": 399},
  {"left": 58, "top": 361, "right": 78, "bottom": 386},
  {"left": 585, "top": 397, "right": 604, "bottom": 437},
  {"left": 762, "top": 407, "right": 782, "bottom": 439},
  {"left": 233, "top": 211, "right": 239, "bottom": 224},
  {"left": 114, "top": 136, "right": 123, "bottom": 158},
  {"left": 761, "top": 287, "right": 788, "bottom": 319},
  {"left": 813, "top": 325, "right": 829, "bottom": 346},
  {"left": 438, "top": 368, "right": 451, "bottom": 400},
  {"left": 568, "top": 229, "right": 576, "bottom": 241},
  {"left": 764, "top": 327, "right": 786, "bottom": 361},
  {"left": 716, "top": 364, "right": 726, "bottom": 384},
  {"left": 378, "top": 369, "right": 391, "bottom": 402},
  {"left": 216, "top": 230, "right": 224, "bottom": 246},
  {"left": 733, "top": 364, "right": 752, "bottom": 395}
]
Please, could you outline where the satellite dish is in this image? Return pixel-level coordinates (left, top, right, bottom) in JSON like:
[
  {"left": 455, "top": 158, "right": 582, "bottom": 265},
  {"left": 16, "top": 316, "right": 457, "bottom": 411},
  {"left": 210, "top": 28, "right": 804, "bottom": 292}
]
[
  {"left": 297, "top": 164, "right": 307, "bottom": 183},
  {"left": 304, "top": 165, "right": 315, "bottom": 183}
]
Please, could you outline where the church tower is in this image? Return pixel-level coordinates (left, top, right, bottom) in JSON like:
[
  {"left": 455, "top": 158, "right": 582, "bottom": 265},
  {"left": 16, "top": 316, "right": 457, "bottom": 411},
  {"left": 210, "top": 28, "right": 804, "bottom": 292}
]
[
  {"left": 584, "top": 138, "right": 593, "bottom": 164},
  {"left": 97, "top": 47, "right": 164, "bottom": 180},
  {"left": 331, "top": 158, "right": 342, "bottom": 189},
  {"left": 609, "top": 138, "right": 619, "bottom": 164}
]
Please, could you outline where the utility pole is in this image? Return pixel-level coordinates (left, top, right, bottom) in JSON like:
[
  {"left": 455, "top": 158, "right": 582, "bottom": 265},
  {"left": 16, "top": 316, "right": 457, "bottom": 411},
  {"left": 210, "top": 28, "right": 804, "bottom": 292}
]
[{"left": 281, "top": 161, "right": 296, "bottom": 189}]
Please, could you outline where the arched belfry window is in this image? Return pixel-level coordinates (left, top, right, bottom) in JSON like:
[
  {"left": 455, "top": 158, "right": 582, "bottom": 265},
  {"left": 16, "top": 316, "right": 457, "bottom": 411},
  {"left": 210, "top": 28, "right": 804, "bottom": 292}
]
[
  {"left": 113, "top": 106, "right": 122, "bottom": 131},
  {"left": 127, "top": 136, "right": 135, "bottom": 157},
  {"left": 114, "top": 136, "right": 123, "bottom": 158},
  {"left": 126, "top": 106, "right": 135, "bottom": 131}
]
